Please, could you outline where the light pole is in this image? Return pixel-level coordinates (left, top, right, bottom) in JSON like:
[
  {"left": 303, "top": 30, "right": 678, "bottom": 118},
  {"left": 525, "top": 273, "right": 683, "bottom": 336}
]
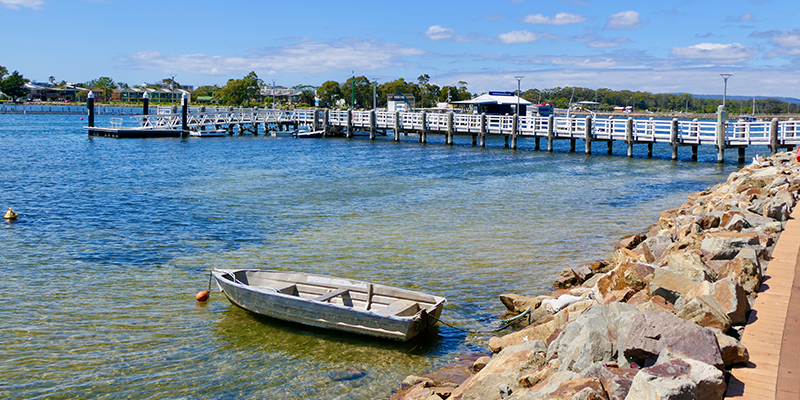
[
  {"left": 720, "top": 73, "right": 732, "bottom": 107},
  {"left": 272, "top": 80, "right": 276, "bottom": 109},
  {"left": 351, "top": 71, "right": 355, "bottom": 110},
  {"left": 514, "top": 76, "right": 523, "bottom": 117},
  {"left": 170, "top": 74, "right": 176, "bottom": 106}
]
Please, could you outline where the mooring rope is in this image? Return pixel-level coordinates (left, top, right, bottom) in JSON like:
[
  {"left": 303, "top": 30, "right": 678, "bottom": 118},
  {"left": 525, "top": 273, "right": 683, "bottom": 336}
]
[{"left": 428, "top": 307, "right": 532, "bottom": 334}]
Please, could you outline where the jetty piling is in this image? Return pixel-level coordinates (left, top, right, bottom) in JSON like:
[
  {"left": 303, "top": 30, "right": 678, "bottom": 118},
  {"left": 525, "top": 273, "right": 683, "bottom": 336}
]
[{"left": 87, "top": 91, "right": 95, "bottom": 128}]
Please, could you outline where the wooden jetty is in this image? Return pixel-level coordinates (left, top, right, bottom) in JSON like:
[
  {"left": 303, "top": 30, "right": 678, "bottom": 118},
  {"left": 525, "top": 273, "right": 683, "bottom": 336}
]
[{"left": 86, "top": 99, "right": 800, "bottom": 162}]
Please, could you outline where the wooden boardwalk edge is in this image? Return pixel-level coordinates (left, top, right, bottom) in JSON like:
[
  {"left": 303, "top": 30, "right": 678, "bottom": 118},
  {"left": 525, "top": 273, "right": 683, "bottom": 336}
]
[{"left": 727, "top": 205, "right": 800, "bottom": 399}]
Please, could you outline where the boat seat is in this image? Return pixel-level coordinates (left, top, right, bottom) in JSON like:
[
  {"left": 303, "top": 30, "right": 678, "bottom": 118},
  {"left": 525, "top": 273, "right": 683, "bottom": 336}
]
[
  {"left": 314, "top": 287, "right": 353, "bottom": 307},
  {"left": 374, "top": 300, "right": 419, "bottom": 317},
  {"left": 252, "top": 283, "right": 298, "bottom": 296}
]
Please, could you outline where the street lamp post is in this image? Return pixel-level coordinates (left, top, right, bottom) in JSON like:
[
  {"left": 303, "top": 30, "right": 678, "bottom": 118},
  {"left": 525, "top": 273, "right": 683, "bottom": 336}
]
[
  {"left": 351, "top": 71, "right": 355, "bottom": 110},
  {"left": 170, "top": 74, "right": 176, "bottom": 106},
  {"left": 514, "top": 76, "right": 524, "bottom": 117},
  {"left": 720, "top": 73, "right": 732, "bottom": 108},
  {"left": 373, "top": 78, "right": 378, "bottom": 110},
  {"left": 272, "top": 80, "right": 276, "bottom": 109}
]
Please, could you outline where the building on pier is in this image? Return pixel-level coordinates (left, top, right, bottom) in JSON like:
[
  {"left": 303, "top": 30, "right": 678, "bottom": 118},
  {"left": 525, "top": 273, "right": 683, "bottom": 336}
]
[{"left": 451, "top": 91, "right": 531, "bottom": 115}]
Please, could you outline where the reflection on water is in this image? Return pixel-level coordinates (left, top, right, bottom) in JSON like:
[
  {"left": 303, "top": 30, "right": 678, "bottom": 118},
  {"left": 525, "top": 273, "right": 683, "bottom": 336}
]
[{"left": 0, "top": 114, "right": 747, "bottom": 398}]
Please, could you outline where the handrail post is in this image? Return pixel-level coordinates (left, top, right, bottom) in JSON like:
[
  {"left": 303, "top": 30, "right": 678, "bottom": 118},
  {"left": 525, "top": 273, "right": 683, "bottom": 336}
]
[
  {"left": 770, "top": 118, "right": 779, "bottom": 155},
  {"left": 626, "top": 117, "right": 634, "bottom": 157},
  {"left": 671, "top": 118, "right": 679, "bottom": 160},
  {"left": 584, "top": 116, "right": 592, "bottom": 154},
  {"left": 420, "top": 111, "right": 427, "bottom": 143},
  {"left": 394, "top": 111, "right": 401, "bottom": 141},
  {"left": 547, "top": 115, "right": 555, "bottom": 152},
  {"left": 346, "top": 109, "right": 353, "bottom": 138},
  {"left": 446, "top": 111, "right": 454, "bottom": 145},
  {"left": 369, "top": 109, "right": 376, "bottom": 140},
  {"left": 716, "top": 105, "right": 727, "bottom": 163}
]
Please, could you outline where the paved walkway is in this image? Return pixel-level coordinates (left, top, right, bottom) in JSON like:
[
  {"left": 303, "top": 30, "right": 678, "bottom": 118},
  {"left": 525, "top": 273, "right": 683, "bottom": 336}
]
[{"left": 726, "top": 206, "right": 800, "bottom": 399}]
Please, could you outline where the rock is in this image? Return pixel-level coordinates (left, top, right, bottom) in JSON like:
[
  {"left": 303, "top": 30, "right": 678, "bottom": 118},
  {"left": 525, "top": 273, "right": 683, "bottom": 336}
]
[
  {"left": 555, "top": 269, "right": 582, "bottom": 289},
  {"left": 623, "top": 311, "right": 723, "bottom": 370},
  {"left": 676, "top": 295, "right": 732, "bottom": 332},
  {"left": 450, "top": 345, "right": 547, "bottom": 400},
  {"left": 625, "top": 358, "right": 726, "bottom": 400},
  {"left": 499, "top": 293, "right": 543, "bottom": 313},
  {"left": 695, "top": 215, "right": 720, "bottom": 230},
  {"left": 583, "top": 363, "right": 638, "bottom": 400},
  {"left": 602, "top": 287, "right": 636, "bottom": 305},
  {"left": 648, "top": 268, "right": 700, "bottom": 305},
  {"left": 717, "top": 256, "right": 762, "bottom": 299},
  {"left": 614, "top": 248, "right": 644, "bottom": 266},
  {"left": 764, "top": 189, "right": 795, "bottom": 221},
  {"left": 625, "top": 290, "right": 651, "bottom": 306},
  {"left": 710, "top": 329, "right": 750, "bottom": 366},
  {"left": 515, "top": 370, "right": 579, "bottom": 399},
  {"left": 388, "top": 383, "right": 437, "bottom": 400},
  {"left": 700, "top": 231, "right": 760, "bottom": 260},
  {"left": 592, "top": 269, "right": 627, "bottom": 304},
  {"left": 424, "top": 365, "right": 473, "bottom": 387},
  {"left": 709, "top": 278, "right": 749, "bottom": 325},
  {"left": 636, "top": 295, "right": 675, "bottom": 314},
  {"left": 615, "top": 234, "right": 646, "bottom": 250},
  {"left": 402, "top": 375, "right": 434, "bottom": 388},
  {"left": 640, "top": 234, "right": 675, "bottom": 263},
  {"left": 473, "top": 356, "right": 492, "bottom": 372},
  {"left": 556, "top": 305, "right": 619, "bottom": 373},
  {"left": 622, "top": 263, "right": 655, "bottom": 291},
  {"left": 518, "top": 362, "right": 556, "bottom": 388},
  {"left": 664, "top": 252, "right": 716, "bottom": 282},
  {"left": 489, "top": 310, "right": 567, "bottom": 353},
  {"left": 548, "top": 377, "right": 607, "bottom": 399},
  {"left": 723, "top": 214, "right": 750, "bottom": 231},
  {"left": 575, "top": 262, "right": 600, "bottom": 282}
]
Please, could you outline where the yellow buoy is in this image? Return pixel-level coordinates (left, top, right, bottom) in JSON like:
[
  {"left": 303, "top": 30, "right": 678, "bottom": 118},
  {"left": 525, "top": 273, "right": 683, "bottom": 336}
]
[{"left": 4, "top": 208, "right": 17, "bottom": 221}]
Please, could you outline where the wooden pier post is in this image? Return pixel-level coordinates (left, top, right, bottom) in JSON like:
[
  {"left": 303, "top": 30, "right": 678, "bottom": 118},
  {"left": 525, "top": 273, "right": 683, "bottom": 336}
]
[
  {"left": 480, "top": 113, "right": 486, "bottom": 147},
  {"left": 142, "top": 92, "right": 149, "bottom": 115},
  {"left": 394, "top": 111, "right": 401, "bottom": 141},
  {"left": 716, "top": 105, "right": 727, "bottom": 163},
  {"left": 738, "top": 148, "right": 746, "bottom": 164},
  {"left": 87, "top": 91, "right": 95, "bottom": 128},
  {"left": 569, "top": 138, "right": 576, "bottom": 152},
  {"left": 369, "top": 110, "right": 376, "bottom": 140},
  {"left": 647, "top": 143, "right": 653, "bottom": 158},
  {"left": 671, "top": 118, "right": 679, "bottom": 160},
  {"left": 626, "top": 117, "right": 634, "bottom": 157},
  {"left": 584, "top": 116, "right": 592, "bottom": 155},
  {"left": 770, "top": 118, "right": 779, "bottom": 155},
  {"left": 547, "top": 115, "right": 555, "bottom": 152},
  {"left": 420, "top": 111, "right": 427, "bottom": 143},
  {"left": 181, "top": 93, "right": 188, "bottom": 137},
  {"left": 346, "top": 109, "right": 353, "bottom": 138},
  {"left": 472, "top": 134, "right": 477, "bottom": 146},
  {"left": 446, "top": 112, "right": 454, "bottom": 145},
  {"left": 692, "top": 146, "right": 698, "bottom": 161},
  {"left": 607, "top": 140, "right": 613, "bottom": 155},
  {"left": 323, "top": 109, "right": 330, "bottom": 137},
  {"left": 511, "top": 114, "right": 518, "bottom": 150}
]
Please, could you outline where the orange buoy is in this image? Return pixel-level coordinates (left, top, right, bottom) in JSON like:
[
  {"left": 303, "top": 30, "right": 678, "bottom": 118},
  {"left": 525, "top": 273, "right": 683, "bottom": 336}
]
[{"left": 195, "top": 290, "right": 210, "bottom": 302}]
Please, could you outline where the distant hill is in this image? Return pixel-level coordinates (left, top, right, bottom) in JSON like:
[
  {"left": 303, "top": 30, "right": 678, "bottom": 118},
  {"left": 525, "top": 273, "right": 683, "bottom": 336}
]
[{"left": 675, "top": 94, "right": 800, "bottom": 105}]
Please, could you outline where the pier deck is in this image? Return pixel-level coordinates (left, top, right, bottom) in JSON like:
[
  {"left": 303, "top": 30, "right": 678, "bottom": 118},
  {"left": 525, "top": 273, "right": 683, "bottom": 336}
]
[{"left": 726, "top": 206, "right": 800, "bottom": 399}]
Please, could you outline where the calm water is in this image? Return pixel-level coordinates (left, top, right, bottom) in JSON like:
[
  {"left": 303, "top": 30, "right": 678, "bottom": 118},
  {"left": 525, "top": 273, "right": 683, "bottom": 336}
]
[{"left": 0, "top": 114, "right": 753, "bottom": 399}]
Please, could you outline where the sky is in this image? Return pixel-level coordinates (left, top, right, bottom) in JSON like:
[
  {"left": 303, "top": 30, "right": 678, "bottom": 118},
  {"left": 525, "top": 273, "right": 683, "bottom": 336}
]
[{"left": 2, "top": 0, "right": 799, "bottom": 99}]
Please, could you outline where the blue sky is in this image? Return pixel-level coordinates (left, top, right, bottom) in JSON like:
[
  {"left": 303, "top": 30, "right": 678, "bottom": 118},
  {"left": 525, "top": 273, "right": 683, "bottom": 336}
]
[{"left": 2, "top": 0, "right": 799, "bottom": 98}]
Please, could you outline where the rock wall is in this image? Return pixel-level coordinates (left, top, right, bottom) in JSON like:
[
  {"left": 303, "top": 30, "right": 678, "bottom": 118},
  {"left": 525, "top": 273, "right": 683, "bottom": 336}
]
[{"left": 391, "top": 152, "right": 799, "bottom": 400}]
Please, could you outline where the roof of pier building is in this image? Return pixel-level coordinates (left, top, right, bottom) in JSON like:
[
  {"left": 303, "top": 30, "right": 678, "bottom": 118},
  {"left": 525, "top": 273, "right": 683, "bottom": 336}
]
[{"left": 450, "top": 92, "right": 532, "bottom": 106}]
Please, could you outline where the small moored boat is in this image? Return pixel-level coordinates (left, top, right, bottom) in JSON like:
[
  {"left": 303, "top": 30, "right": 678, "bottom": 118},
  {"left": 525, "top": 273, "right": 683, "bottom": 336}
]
[
  {"left": 211, "top": 269, "right": 446, "bottom": 341},
  {"left": 292, "top": 130, "right": 324, "bottom": 138},
  {"left": 190, "top": 129, "right": 227, "bottom": 137}
]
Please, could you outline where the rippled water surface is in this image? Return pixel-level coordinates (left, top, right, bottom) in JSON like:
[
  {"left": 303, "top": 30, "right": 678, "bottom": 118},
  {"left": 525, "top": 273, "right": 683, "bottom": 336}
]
[{"left": 0, "top": 114, "right": 752, "bottom": 398}]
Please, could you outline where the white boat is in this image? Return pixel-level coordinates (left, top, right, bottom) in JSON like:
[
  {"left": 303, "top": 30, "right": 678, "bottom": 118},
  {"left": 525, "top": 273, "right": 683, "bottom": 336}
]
[
  {"left": 211, "top": 269, "right": 446, "bottom": 341},
  {"left": 190, "top": 129, "right": 227, "bottom": 137},
  {"left": 292, "top": 130, "right": 324, "bottom": 138}
]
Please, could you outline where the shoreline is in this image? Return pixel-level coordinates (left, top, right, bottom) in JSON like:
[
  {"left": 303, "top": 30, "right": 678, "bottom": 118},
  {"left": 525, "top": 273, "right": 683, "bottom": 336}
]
[{"left": 392, "top": 151, "right": 799, "bottom": 400}]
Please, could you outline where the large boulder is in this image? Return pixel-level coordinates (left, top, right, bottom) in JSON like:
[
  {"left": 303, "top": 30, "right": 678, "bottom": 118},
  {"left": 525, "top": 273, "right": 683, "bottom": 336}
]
[
  {"left": 717, "top": 255, "right": 762, "bottom": 299},
  {"left": 676, "top": 295, "right": 732, "bottom": 332},
  {"left": 499, "top": 293, "right": 543, "bottom": 313},
  {"left": 450, "top": 341, "right": 547, "bottom": 400},
  {"left": 583, "top": 363, "right": 638, "bottom": 400},
  {"left": 622, "top": 311, "right": 723, "bottom": 370},
  {"left": 710, "top": 329, "right": 750, "bottom": 366},
  {"left": 640, "top": 234, "right": 676, "bottom": 263},
  {"left": 709, "top": 278, "right": 749, "bottom": 325},
  {"left": 700, "top": 231, "right": 760, "bottom": 260},
  {"left": 555, "top": 268, "right": 582, "bottom": 289},
  {"left": 547, "top": 377, "right": 608, "bottom": 400},
  {"left": 622, "top": 262, "right": 655, "bottom": 291},
  {"left": 555, "top": 305, "right": 619, "bottom": 373},
  {"left": 648, "top": 268, "right": 700, "bottom": 305},
  {"left": 624, "top": 358, "right": 726, "bottom": 400},
  {"left": 664, "top": 251, "right": 716, "bottom": 282}
]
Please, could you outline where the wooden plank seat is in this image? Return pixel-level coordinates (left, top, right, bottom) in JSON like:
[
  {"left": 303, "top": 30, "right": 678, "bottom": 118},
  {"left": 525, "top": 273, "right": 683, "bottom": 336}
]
[
  {"left": 253, "top": 283, "right": 298, "bottom": 296},
  {"left": 374, "top": 300, "right": 420, "bottom": 317},
  {"left": 314, "top": 287, "right": 353, "bottom": 307}
]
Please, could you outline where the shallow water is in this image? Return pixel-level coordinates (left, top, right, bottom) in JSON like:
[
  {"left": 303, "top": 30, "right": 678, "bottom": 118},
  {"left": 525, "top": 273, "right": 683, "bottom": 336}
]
[{"left": 0, "top": 114, "right": 753, "bottom": 398}]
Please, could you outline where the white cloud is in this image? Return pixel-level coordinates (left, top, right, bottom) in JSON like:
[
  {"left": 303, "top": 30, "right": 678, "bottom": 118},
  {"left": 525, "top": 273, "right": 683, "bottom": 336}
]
[
  {"left": 738, "top": 13, "right": 756, "bottom": 22},
  {"left": 572, "top": 34, "right": 630, "bottom": 49},
  {"left": 116, "top": 39, "right": 425, "bottom": 76},
  {"left": 753, "top": 29, "right": 800, "bottom": 58},
  {"left": 498, "top": 30, "right": 542, "bottom": 44},
  {"left": 522, "top": 12, "right": 585, "bottom": 25},
  {"left": 0, "top": 0, "right": 43, "bottom": 9},
  {"left": 605, "top": 11, "right": 642, "bottom": 30},
  {"left": 425, "top": 25, "right": 455, "bottom": 41},
  {"left": 670, "top": 43, "right": 758, "bottom": 63}
]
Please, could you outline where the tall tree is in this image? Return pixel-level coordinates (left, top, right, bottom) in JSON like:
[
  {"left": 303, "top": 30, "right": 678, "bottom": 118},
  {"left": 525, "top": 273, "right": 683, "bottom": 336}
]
[
  {"left": 1, "top": 71, "right": 29, "bottom": 102},
  {"left": 218, "top": 71, "right": 263, "bottom": 105},
  {"left": 316, "top": 80, "right": 342, "bottom": 107},
  {"left": 0, "top": 65, "right": 8, "bottom": 81}
]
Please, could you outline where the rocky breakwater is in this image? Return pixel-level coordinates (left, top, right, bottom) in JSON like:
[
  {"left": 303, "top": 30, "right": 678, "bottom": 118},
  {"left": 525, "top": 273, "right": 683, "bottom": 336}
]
[{"left": 391, "top": 152, "right": 800, "bottom": 400}]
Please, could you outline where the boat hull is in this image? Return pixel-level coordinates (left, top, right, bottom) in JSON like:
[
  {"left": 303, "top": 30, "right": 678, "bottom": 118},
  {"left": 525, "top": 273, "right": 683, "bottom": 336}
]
[{"left": 211, "top": 269, "right": 445, "bottom": 341}]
